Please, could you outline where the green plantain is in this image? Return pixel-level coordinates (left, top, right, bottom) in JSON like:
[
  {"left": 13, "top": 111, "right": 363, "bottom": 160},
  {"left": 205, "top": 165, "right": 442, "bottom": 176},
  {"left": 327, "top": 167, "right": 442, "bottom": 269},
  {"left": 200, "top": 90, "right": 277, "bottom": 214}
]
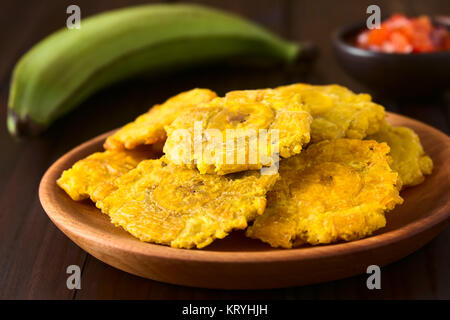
[{"left": 7, "top": 4, "right": 302, "bottom": 136}]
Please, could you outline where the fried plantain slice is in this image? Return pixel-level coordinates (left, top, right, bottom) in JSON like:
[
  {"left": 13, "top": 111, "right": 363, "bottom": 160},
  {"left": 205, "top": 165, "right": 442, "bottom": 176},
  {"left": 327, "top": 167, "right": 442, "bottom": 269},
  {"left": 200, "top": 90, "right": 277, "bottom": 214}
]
[
  {"left": 163, "top": 89, "right": 312, "bottom": 175},
  {"left": 246, "top": 139, "right": 403, "bottom": 248},
  {"left": 57, "top": 149, "right": 154, "bottom": 202},
  {"left": 275, "top": 83, "right": 386, "bottom": 143},
  {"left": 367, "top": 123, "right": 433, "bottom": 187},
  {"left": 96, "top": 157, "right": 279, "bottom": 249},
  {"left": 104, "top": 88, "right": 217, "bottom": 150}
]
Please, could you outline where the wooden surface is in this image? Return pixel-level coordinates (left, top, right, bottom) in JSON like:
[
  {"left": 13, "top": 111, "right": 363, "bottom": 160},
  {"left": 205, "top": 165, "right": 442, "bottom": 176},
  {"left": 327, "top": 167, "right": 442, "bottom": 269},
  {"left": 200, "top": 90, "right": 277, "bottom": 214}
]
[
  {"left": 1, "top": 0, "right": 449, "bottom": 299},
  {"left": 39, "top": 113, "right": 450, "bottom": 289}
]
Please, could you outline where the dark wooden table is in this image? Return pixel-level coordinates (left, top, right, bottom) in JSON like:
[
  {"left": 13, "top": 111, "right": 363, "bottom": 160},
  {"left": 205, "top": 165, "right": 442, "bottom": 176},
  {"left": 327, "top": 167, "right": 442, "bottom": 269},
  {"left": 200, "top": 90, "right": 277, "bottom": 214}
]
[{"left": 1, "top": 0, "right": 449, "bottom": 300}]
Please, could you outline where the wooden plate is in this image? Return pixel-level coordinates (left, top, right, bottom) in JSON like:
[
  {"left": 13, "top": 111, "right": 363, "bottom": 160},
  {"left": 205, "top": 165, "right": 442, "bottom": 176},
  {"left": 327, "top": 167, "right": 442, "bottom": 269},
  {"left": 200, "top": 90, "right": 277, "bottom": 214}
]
[{"left": 39, "top": 112, "right": 450, "bottom": 289}]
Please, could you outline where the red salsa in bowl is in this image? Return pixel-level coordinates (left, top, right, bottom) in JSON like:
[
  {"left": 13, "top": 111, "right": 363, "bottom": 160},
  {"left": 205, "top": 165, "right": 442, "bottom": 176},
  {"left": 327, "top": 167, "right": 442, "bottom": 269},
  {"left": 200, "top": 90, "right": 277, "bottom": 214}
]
[{"left": 357, "top": 14, "right": 450, "bottom": 53}]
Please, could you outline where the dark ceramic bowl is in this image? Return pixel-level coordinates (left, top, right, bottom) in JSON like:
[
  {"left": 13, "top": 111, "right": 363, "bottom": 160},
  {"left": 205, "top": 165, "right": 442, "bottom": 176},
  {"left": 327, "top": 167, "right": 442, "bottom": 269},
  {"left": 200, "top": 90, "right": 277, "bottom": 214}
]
[{"left": 332, "top": 20, "right": 450, "bottom": 98}]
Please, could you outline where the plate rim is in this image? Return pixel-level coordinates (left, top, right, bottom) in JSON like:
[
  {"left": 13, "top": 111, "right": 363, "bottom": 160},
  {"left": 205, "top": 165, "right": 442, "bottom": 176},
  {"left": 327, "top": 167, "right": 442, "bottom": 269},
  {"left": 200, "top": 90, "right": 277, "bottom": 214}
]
[{"left": 39, "top": 112, "right": 450, "bottom": 264}]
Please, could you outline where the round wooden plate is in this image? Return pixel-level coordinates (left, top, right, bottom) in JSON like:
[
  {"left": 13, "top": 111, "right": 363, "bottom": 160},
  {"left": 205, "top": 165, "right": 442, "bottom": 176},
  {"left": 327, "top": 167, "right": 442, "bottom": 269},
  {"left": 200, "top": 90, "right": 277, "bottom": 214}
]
[{"left": 39, "top": 112, "right": 450, "bottom": 289}]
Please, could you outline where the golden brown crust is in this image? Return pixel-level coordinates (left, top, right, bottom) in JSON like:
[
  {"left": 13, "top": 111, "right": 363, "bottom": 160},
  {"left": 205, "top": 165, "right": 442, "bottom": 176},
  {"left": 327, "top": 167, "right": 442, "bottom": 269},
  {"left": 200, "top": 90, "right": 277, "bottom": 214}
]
[
  {"left": 163, "top": 89, "right": 312, "bottom": 175},
  {"left": 104, "top": 88, "right": 217, "bottom": 150},
  {"left": 96, "top": 157, "right": 279, "bottom": 248},
  {"left": 246, "top": 139, "right": 403, "bottom": 248},
  {"left": 275, "top": 83, "right": 386, "bottom": 142},
  {"left": 367, "top": 123, "right": 433, "bottom": 187},
  {"left": 57, "top": 149, "right": 154, "bottom": 202}
]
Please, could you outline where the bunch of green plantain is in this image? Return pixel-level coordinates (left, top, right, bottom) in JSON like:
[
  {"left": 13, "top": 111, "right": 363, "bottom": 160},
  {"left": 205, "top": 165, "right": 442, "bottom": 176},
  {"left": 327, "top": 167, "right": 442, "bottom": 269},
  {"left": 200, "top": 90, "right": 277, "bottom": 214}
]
[{"left": 8, "top": 4, "right": 304, "bottom": 137}]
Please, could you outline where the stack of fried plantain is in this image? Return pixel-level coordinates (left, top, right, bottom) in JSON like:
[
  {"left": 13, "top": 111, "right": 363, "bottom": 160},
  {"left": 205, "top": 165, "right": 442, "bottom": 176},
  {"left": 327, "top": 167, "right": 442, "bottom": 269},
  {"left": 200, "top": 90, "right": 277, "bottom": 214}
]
[{"left": 58, "top": 84, "right": 432, "bottom": 249}]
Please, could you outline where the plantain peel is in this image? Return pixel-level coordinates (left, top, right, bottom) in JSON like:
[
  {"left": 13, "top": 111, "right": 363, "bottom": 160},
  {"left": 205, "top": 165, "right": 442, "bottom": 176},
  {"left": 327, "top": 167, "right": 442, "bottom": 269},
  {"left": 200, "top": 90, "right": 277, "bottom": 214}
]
[
  {"left": 57, "top": 149, "right": 154, "bottom": 202},
  {"left": 275, "top": 84, "right": 386, "bottom": 143},
  {"left": 96, "top": 158, "right": 279, "bottom": 249},
  {"left": 9, "top": 4, "right": 300, "bottom": 137},
  {"left": 163, "top": 89, "right": 312, "bottom": 175},
  {"left": 367, "top": 124, "right": 433, "bottom": 187},
  {"left": 246, "top": 139, "right": 404, "bottom": 248},
  {"left": 104, "top": 88, "right": 217, "bottom": 150}
]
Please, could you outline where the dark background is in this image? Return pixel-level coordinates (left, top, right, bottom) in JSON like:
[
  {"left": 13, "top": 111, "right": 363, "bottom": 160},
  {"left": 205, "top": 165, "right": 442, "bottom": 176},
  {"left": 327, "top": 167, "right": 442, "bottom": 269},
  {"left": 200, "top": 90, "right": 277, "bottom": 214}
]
[{"left": 0, "top": 0, "right": 449, "bottom": 299}]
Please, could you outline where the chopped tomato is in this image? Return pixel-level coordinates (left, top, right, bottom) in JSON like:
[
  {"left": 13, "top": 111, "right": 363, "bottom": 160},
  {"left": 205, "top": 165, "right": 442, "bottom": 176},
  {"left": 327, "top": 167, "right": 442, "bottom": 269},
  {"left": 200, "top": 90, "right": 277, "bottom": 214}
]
[
  {"left": 356, "top": 13, "right": 449, "bottom": 53},
  {"left": 390, "top": 32, "right": 413, "bottom": 53},
  {"left": 411, "top": 31, "right": 434, "bottom": 53},
  {"left": 367, "top": 28, "right": 390, "bottom": 46},
  {"left": 384, "top": 14, "right": 410, "bottom": 30},
  {"left": 411, "top": 16, "right": 433, "bottom": 34}
]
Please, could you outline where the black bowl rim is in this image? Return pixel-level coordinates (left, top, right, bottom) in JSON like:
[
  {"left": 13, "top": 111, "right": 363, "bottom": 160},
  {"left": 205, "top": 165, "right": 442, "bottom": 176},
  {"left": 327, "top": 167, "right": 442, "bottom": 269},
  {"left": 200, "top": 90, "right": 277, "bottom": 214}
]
[{"left": 332, "top": 19, "right": 450, "bottom": 59}]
